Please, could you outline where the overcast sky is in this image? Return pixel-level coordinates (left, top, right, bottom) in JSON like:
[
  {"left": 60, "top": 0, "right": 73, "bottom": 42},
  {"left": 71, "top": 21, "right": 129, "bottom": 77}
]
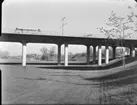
[{"left": 1, "top": 0, "right": 137, "bottom": 56}]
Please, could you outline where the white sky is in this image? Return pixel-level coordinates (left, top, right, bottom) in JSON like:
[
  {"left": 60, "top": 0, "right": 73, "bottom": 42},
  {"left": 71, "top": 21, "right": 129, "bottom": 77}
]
[{"left": 1, "top": 0, "right": 137, "bottom": 56}]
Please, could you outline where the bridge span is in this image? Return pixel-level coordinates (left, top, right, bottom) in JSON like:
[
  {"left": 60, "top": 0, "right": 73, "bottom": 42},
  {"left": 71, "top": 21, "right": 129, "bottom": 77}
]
[{"left": 0, "top": 33, "right": 137, "bottom": 66}]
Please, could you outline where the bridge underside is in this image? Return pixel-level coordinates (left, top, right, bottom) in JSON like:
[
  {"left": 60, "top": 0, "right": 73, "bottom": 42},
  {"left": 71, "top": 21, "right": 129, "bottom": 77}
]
[{"left": 0, "top": 33, "right": 137, "bottom": 67}]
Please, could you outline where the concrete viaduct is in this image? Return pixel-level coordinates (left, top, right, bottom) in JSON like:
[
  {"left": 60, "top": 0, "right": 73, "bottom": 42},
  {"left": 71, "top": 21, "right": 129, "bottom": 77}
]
[{"left": 0, "top": 33, "right": 137, "bottom": 66}]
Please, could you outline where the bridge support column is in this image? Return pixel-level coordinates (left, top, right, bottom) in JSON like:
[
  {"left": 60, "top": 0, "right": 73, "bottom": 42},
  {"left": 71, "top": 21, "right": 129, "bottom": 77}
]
[
  {"left": 86, "top": 45, "right": 90, "bottom": 65},
  {"left": 93, "top": 45, "right": 96, "bottom": 64},
  {"left": 105, "top": 45, "right": 109, "bottom": 64},
  {"left": 57, "top": 44, "right": 61, "bottom": 65},
  {"left": 98, "top": 45, "right": 102, "bottom": 65},
  {"left": 64, "top": 43, "right": 68, "bottom": 66},
  {"left": 130, "top": 47, "right": 135, "bottom": 57},
  {"left": 22, "top": 42, "right": 27, "bottom": 66},
  {"left": 112, "top": 46, "right": 116, "bottom": 59},
  {"left": 130, "top": 47, "right": 132, "bottom": 56}
]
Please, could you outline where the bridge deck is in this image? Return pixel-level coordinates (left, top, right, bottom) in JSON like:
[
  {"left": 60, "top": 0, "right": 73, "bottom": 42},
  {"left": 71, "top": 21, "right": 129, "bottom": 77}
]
[{"left": 1, "top": 33, "right": 137, "bottom": 47}]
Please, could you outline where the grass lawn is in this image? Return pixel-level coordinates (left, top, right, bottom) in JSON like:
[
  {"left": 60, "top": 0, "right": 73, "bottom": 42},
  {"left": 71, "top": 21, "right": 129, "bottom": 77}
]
[{"left": 1, "top": 60, "right": 137, "bottom": 104}]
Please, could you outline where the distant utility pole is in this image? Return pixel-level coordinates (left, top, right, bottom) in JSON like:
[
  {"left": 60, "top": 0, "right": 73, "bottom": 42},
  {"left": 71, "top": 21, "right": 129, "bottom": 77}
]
[{"left": 61, "top": 17, "right": 67, "bottom": 36}]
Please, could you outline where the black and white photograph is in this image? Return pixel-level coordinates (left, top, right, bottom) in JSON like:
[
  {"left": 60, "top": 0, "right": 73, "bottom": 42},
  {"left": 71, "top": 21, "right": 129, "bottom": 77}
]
[{"left": 1, "top": 0, "right": 137, "bottom": 104}]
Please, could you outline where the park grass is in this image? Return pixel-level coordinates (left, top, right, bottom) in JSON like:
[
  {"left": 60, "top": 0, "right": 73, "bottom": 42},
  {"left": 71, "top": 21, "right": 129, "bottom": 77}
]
[
  {"left": 87, "top": 60, "right": 137, "bottom": 104},
  {"left": 1, "top": 58, "right": 137, "bottom": 104}
]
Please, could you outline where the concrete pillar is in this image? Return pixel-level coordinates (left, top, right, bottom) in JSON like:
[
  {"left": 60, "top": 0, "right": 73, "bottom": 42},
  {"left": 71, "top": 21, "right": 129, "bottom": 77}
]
[
  {"left": 123, "top": 47, "right": 126, "bottom": 57},
  {"left": 86, "top": 45, "right": 90, "bottom": 65},
  {"left": 131, "top": 47, "right": 135, "bottom": 57},
  {"left": 22, "top": 42, "right": 27, "bottom": 66},
  {"left": 112, "top": 46, "right": 116, "bottom": 59},
  {"left": 105, "top": 45, "right": 109, "bottom": 64},
  {"left": 124, "top": 47, "right": 128, "bottom": 56},
  {"left": 64, "top": 43, "right": 68, "bottom": 66},
  {"left": 130, "top": 47, "right": 132, "bottom": 56},
  {"left": 57, "top": 44, "right": 61, "bottom": 65},
  {"left": 98, "top": 45, "right": 102, "bottom": 65},
  {"left": 93, "top": 45, "right": 96, "bottom": 64}
]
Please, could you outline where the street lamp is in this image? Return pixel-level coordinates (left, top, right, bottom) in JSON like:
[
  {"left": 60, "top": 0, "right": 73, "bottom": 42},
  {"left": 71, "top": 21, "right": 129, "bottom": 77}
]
[{"left": 61, "top": 17, "right": 67, "bottom": 36}]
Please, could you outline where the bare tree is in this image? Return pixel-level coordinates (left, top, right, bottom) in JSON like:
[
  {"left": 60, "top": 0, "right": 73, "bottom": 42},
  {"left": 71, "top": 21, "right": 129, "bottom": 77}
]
[
  {"left": 0, "top": 50, "right": 10, "bottom": 59},
  {"left": 128, "top": 4, "right": 137, "bottom": 32},
  {"left": 49, "top": 46, "right": 56, "bottom": 60},
  {"left": 98, "top": 11, "right": 136, "bottom": 66},
  {"left": 68, "top": 52, "right": 73, "bottom": 61},
  {"left": 40, "top": 47, "right": 49, "bottom": 60}
]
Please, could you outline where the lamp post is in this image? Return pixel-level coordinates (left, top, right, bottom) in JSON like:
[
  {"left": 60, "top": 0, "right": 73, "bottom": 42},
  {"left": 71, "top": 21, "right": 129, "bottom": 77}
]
[{"left": 61, "top": 17, "right": 67, "bottom": 36}]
